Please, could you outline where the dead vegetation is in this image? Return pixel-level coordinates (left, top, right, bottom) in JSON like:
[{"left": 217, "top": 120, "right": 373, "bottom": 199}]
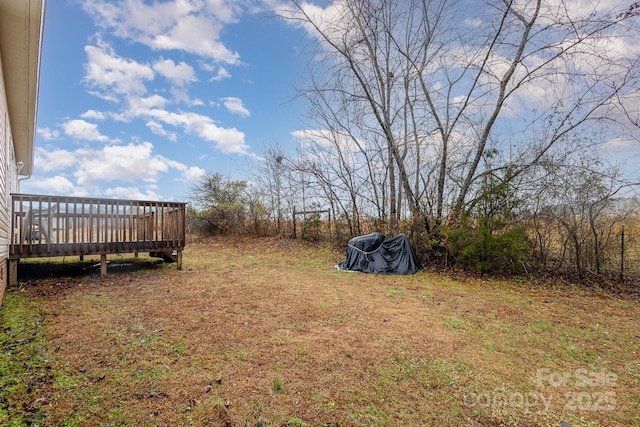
[{"left": 1, "top": 236, "right": 639, "bottom": 426}]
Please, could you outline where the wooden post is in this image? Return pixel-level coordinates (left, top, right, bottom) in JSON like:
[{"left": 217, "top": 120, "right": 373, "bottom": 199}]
[
  {"left": 620, "top": 225, "right": 625, "bottom": 283},
  {"left": 176, "top": 250, "right": 183, "bottom": 270},
  {"left": 292, "top": 206, "right": 297, "bottom": 239},
  {"left": 100, "top": 253, "right": 107, "bottom": 277},
  {"left": 8, "top": 259, "right": 18, "bottom": 286}
]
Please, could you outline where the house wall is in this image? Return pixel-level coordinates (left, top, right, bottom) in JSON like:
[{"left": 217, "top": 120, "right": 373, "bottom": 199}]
[{"left": 0, "top": 50, "right": 16, "bottom": 306}]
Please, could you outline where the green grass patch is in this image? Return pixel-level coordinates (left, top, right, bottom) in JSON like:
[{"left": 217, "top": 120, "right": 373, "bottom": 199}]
[
  {"left": 0, "top": 293, "right": 51, "bottom": 425},
  {"left": 385, "top": 287, "right": 406, "bottom": 297},
  {"left": 271, "top": 375, "right": 284, "bottom": 394},
  {"left": 443, "top": 315, "right": 467, "bottom": 329}
]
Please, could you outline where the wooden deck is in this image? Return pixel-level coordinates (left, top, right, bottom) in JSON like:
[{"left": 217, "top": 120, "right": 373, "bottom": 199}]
[{"left": 9, "top": 194, "right": 186, "bottom": 283}]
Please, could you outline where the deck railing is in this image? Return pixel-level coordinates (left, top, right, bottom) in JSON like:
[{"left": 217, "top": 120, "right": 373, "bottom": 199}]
[{"left": 10, "top": 193, "right": 186, "bottom": 259}]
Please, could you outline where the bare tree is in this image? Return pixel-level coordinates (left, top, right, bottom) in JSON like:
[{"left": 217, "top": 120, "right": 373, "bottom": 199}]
[
  {"left": 251, "top": 144, "right": 288, "bottom": 234},
  {"left": 541, "top": 163, "right": 632, "bottom": 275},
  {"left": 282, "top": 0, "right": 640, "bottom": 235},
  {"left": 286, "top": 0, "right": 429, "bottom": 232},
  {"left": 517, "top": 131, "right": 639, "bottom": 276}
]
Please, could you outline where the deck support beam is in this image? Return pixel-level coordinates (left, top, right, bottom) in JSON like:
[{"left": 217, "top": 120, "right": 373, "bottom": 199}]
[
  {"left": 176, "top": 250, "right": 183, "bottom": 270},
  {"left": 100, "top": 254, "right": 107, "bottom": 277},
  {"left": 9, "top": 259, "right": 18, "bottom": 286}
]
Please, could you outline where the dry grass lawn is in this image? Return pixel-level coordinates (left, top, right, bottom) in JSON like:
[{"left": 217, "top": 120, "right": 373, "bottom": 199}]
[{"left": 2, "top": 236, "right": 639, "bottom": 426}]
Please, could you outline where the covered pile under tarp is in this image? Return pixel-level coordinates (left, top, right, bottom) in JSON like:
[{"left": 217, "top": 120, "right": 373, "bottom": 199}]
[{"left": 335, "top": 232, "right": 423, "bottom": 274}]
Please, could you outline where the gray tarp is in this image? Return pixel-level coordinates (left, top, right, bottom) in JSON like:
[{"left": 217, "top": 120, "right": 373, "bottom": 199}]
[{"left": 335, "top": 232, "right": 422, "bottom": 274}]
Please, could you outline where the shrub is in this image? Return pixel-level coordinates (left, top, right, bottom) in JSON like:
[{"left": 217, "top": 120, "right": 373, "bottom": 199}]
[{"left": 444, "top": 220, "right": 532, "bottom": 274}]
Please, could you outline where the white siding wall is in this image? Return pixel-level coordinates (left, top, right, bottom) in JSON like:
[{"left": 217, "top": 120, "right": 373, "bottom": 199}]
[{"left": 0, "top": 50, "right": 14, "bottom": 302}]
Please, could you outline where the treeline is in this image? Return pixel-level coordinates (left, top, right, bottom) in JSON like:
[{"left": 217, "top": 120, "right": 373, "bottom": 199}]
[{"left": 186, "top": 165, "right": 640, "bottom": 280}]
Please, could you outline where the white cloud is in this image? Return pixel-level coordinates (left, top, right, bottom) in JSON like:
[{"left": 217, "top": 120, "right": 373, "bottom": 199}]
[
  {"left": 133, "top": 109, "right": 249, "bottom": 154},
  {"left": 29, "top": 140, "right": 206, "bottom": 198},
  {"left": 221, "top": 97, "right": 250, "bottom": 117},
  {"left": 119, "top": 95, "right": 249, "bottom": 153},
  {"left": 598, "top": 137, "right": 640, "bottom": 181},
  {"left": 76, "top": 3, "right": 256, "bottom": 157},
  {"left": 599, "top": 137, "right": 637, "bottom": 152},
  {"left": 86, "top": 90, "right": 119, "bottom": 103},
  {"left": 83, "top": 0, "right": 241, "bottom": 64},
  {"left": 153, "top": 58, "right": 196, "bottom": 86},
  {"left": 162, "top": 157, "right": 190, "bottom": 171},
  {"left": 153, "top": 14, "right": 239, "bottom": 63},
  {"left": 74, "top": 141, "right": 170, "bottom": 186},
  {"left": 27, "top": 176, "right": 89, "bottom": 197},
  {"left": 80, "top": 109, "right": 107, "bottom": 120},
  {"left": 146, "top": 121, "right": 177, "bottom": 141},
  {"left": 292, "top": 128, "right": 368, "bottom": 160},
  {"left": 198, "top": 122, "right": 248, "bottom": 154},
  {"left": 182, "top": 166, "right": 206, "bottom": 182},
  {"left": 37, "top": 127, "right": 60, "bottom": 141},
  {"left": 540, "top": 0, "right": 624, "bottom": 22},
  {"left": 84, "top": 41, "right": 154, "bottom": 96},
  {"left": 278, "top": 1, "right": 361, "bottom": 47},
  {"left": 104, "top": 186, "right": 161, "bottom": 201},
  {"left": 62, "top": 119, "right": 109, "bottom": 142},
  {"left": 126, "top": 94, "right": 169, "bottom": 115},
  {"left": 464, "top": 17, "right": 482, "bottom": 28},
  {"left": 171, "top": 87, "right": 191, "bottom": 104},
  {"left": 208, "top": 66, "right": 231, "bottom": 81},
  {"left": 33, "top": 147, "right": 79, "bottom": 173}
]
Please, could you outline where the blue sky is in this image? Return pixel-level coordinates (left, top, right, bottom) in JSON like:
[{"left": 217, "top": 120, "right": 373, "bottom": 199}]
[
  {"left": 23, "top": 0, "right": 640, "bottom": 203},
  {"left": 25, "top": 0, "right": 310, "bottom": 201}
]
